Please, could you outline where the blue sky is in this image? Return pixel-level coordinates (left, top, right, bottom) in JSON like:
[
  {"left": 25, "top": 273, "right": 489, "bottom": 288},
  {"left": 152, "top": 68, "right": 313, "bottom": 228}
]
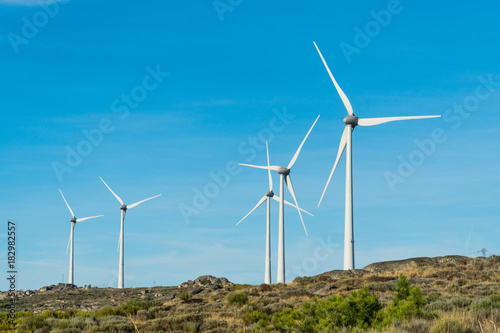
[{"left": 1, "top": 0, "right": 499, "bottom": 290}]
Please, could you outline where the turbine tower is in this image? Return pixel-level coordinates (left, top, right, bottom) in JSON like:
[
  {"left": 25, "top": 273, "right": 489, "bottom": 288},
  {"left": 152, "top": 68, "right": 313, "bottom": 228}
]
[
  {"left": 313, "top": 41, "right": 441, "bottom": 270},
  {"left": 236, "top": 142, "right": 313, "bottom": 284},
  {"left": 99, "top": 177, "right": 161, "bottom": 289},
  {"left": 59, "top": 190, "right": 103, "bottom": 285},
  {"left": 240, "top": 115, "right": 319, "bottom": 283}
]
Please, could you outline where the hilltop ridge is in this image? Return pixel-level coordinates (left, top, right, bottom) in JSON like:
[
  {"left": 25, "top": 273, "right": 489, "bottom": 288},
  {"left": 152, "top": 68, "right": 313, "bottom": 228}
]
[{"left": 1, "top": 255, "right": 499, "bottom": 332}]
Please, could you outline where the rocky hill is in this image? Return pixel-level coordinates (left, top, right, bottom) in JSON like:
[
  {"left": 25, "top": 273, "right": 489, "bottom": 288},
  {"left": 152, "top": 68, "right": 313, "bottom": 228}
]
[{"left": 1, "top": 255, "right": 499, "bottom": 332}]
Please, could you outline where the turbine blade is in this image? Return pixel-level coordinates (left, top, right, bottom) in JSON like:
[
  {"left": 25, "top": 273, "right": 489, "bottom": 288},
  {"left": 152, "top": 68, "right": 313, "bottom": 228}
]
[
  {"left": 357, "top": 115, "right": 441, "bottom": 126},
  {"left": 65, "top": 234, "right": 71, "bottom": 256},
  {"left": 76, "top": 215, "right": 104, "bottom": 222},
  {"left": 318, "top": 127, "right": 348, "bottom": 207},
  {"left": 313, "top": 41, "right": 353, "bottom": 115},
  {"left": 235, "top": 195, "right": 267, "bottom": 226},
  {"left": 99, "top": 177, "right": 124, "bottom": 205},
  {"left": 287, "top": 114, "right": 320, "bottom": 169},
  {"left": 127, "top": 194, "right": 162, "bottom": 209},
  {"left": 285, "top": 175, "right": 308, "bottom": 236},
  {"left": 239, "top": 164, "right": 281, "bottom": 172},
  {"left": 266, "top": 142, "right": 273, "bottom": 191},
  {"left": 272, "top": 195, "right": 314, "bottom": 216},
  {"left": 59, "top": 190, "right": 75, "bottom": 218}
]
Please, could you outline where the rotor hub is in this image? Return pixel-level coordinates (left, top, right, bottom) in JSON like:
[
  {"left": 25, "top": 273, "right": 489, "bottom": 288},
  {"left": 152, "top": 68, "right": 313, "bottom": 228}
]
[
  {"left": 120, "top": 204, "right": 128, "bottom": 211},
  {"left": 70, "top": 218, "right": 77, "bottom": 223},
  {"left": 265, "top": 190, "right": 274, "bottom": 197},
  {"left": 277, "top": 167, "right": 289, "bottom": 175},
  {"left": 343, "top": 115, "right": 359, "bottom": 127}
]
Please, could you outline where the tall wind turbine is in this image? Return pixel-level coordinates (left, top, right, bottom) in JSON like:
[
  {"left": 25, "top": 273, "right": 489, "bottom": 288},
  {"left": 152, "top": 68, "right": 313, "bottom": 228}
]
[
  {"left": 59, "top": 190, "right": 103, "bottom": 285},
  {"left": 236, "top": 142, "right": 313, "bottom": 284},
  {"left": 313, "top": 41, "right": 441, "bottom": 270},
  {"left": 240, "top": 115, "right": 319, "bottom": 283},
  {"left": 99, "top": 177, "right": 161, "bottom": 289}
]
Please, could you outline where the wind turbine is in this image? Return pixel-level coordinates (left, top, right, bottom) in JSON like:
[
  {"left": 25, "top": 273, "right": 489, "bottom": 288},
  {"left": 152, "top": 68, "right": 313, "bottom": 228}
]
[
  {"left": 240, "top": 115, "right": 319, "bottom": 283},
  {"left": 236, "top": 142, "right": 313, "bottom": 284},
  {"left": 313, "top": 41, "right": 441, "bottom": 270},
  {"left": 99, "top": 177, "right": 161, "bottom": 289},
  {"left": 59, "top": 190, "right": 103, "bottom": 285}
]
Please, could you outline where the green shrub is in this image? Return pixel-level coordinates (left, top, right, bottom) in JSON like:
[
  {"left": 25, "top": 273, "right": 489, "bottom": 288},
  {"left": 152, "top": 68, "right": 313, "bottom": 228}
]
[
  {"left": 119, "top": 299, "right": 151, "bottom": 316},
  {"left": 55, "top": 318, "right": 71, "bottom": 329},
  {"left": 75, "top": 310, "right": 94, "bottom": 318},
  {"left": 0, "top": 313, "right": 15, "bottom": 332},
  {"left": 98, "top": 315, "right": 134, "bottom": 332},
  {"left": 95, "top": 307, "right": 124, "bottom": 319},
  {"left": 272, "top": 287, "right": 385, "bottom": 331},
  {"left": 426, "top": 293, "right": 441, "bottom": 303},
  {"left": 386, "top": 275, "right": 427, "bottom": 320},
  {"left": 40, "top": 309, "right": 71, "bottom": 319},
  {"left": 17, "top": 315, "right": 49, "bottom": 333},
  {"left": 262, "top": 302, "right": 292, "bottom": 315},
  {"left": 449, "top": 296, "right": 472, "bottom": 308},
  {"left": 272, "top": 308, "right": 308, "bottom": 332},
  {"left": 474, "top": 294, "right": 500, "bottom": 310},
  {"left": 393, "top": 275, "right": 411, "bottom": 302},
  {"left": 179, "top": 291, "right": 192, "bottom": 301},
  {"left": 148, "top": 306, "right": 167, "bottom": 319},
  {"left": 201, "top": 319, "right": 228, "bottom": 331},
  {"left": 136, "top": 309, "right": 152, "bottom": 321},
  {"left": 227, "top": 292, "right": 248, "bottom": 307},
  {"left": 183, "top": 321, "right": 200, "bottom": 333},
  {"left": 241, "top": 309, "right": 269, "bottom": 326}
]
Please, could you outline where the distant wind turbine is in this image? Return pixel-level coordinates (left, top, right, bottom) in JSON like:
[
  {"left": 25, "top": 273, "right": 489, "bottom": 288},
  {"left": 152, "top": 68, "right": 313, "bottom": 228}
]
[
  {"left": 313, "top": 41, "right": 441, "bottom": 270},
  {"left": 59, "top": 190, "right": 103, "bottom": 285},
  {"left": 236, "top": 142, "right": 313, "bottom": 284},
  {"left": 99, "top": 177, "right": 161, "bottom": 289},
  {"left": 240, "top": 115, "right": 319, "bottom": 283}
]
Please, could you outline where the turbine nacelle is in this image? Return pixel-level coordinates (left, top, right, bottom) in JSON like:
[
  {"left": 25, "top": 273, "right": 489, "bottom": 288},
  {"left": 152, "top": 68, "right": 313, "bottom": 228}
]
[
  {"left": 265, "top": 190, "right": 274, "bottom": 197},
  {"left": 277, "top": 167, "right": 290, "bottom": 175},
  {"left": 343, "top": 115, "right": 358, "bottom": 127},
  {"left": 120, "top": 204, "right": 128, "bottom": 211},
  {"left": 70, "top": 218, "right": 77, "bottom": 223}
]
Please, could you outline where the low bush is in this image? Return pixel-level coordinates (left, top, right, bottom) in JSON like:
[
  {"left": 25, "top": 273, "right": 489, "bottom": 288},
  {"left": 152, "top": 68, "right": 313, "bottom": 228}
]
[
  {"left": 272, "top": 287, "right": 385, "bottom": 331},
  {"left": 227, "top": 292, "right": 248, "bottom": 307},
  {"left": 183, "top": 321, "right": 200, "bottom": 333},
  {"left": 95, "top": 307, "right": 124, "bottom": 319},
  {"left": 179, "top": 291, "right": 192, "bottom": 301},
  {"left": 429, "top": 317, "right": 470, "bottom": 333},
  {"left": 16, "top": 315, "right": 49, "bottom": 333},
  {"left": 474, "top": 294, "right": 500, "bottom": 310}
]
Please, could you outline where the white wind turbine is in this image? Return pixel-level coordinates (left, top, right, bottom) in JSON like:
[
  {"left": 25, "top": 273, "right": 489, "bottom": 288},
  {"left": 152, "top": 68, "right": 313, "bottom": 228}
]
[
  {"left": 236, "top": 142, "right": 313, "bottom": 285},
  {"left": 59, "top": 190, "right": 103, "bottom": 285},
  {"left": 99, "top": 177, "right": 161, "bottom": 289},
  {"left": 240, "top": 115, "right": 319, "bottom": 283},
  {"left": 313, "top": 41, "right": 441, "bottom": 270}
]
